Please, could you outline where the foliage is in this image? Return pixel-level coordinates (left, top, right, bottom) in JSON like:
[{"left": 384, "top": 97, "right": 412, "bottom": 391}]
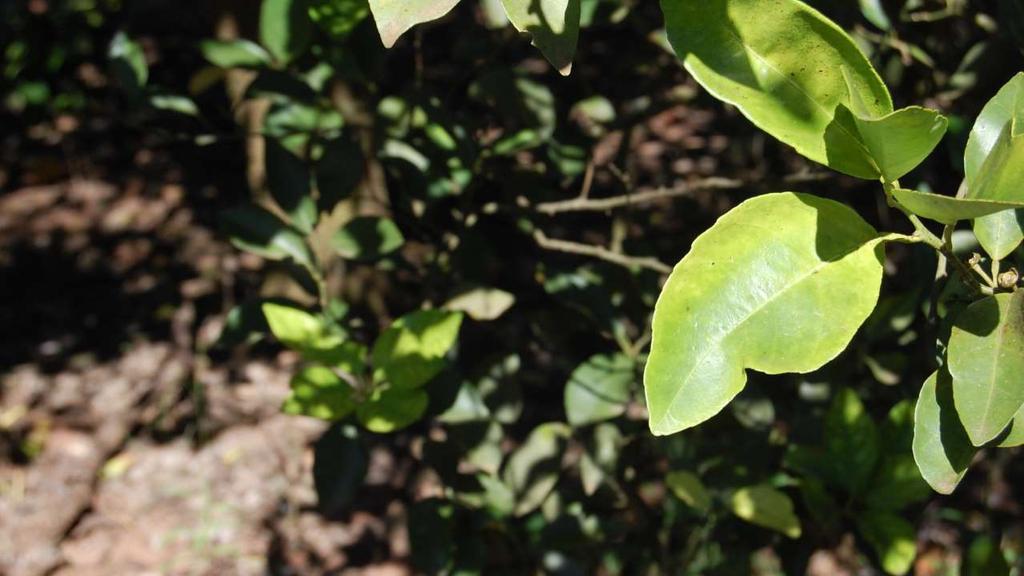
[{"left": 54, "top": 0, "right": 1024, "bottom": 572}]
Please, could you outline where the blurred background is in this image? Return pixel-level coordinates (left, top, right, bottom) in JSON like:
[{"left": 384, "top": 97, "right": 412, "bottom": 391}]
[{"left": 1, "top": 0, "right": 1023, "bottom": 574}]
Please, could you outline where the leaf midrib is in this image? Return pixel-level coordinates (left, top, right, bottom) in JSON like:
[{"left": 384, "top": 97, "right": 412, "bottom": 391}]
[{"left": 654, "top": 246, "right": 854, "bottom": 431}]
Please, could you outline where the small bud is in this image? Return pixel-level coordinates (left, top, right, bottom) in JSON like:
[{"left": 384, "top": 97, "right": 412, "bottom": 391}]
[
  {"left": 997, "top": 267, "right": 1020, "bottom": 290},
  {"left": 969, "top": 252, "right": 983, "bottom": 267}
]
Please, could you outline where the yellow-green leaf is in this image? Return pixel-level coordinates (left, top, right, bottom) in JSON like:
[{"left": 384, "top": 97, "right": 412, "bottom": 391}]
[
  {"left": 856, "top": 510, "right": 917, "bottom": 575},
  {"left": 661, "top": 0, "right": 892, "bottom": 176},
  {"left": 372, "top": 310, "right": 463, "bottom": 389},
  {"left": 284, "top": 366, "right": 357, "bottom": 420},
  {"left": 644, "top": 192, "right": 885, "bottom": 435},
  {"left": 892, "top": 188, "right": 1024, "bottom": 224},
  {"left": 356, "top": 386, "right": 429, "bottom": 433}
]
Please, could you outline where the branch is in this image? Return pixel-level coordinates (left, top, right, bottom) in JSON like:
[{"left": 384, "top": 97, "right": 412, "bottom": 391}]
[
  {"left": 533, "top": 171, "right": 829, "bottom": 216},
  {"left": 533, "top": 230, "right": 672, "bottom": 274},
  {"left": 535, "top": 177, "right": 744, "bottom": 215}
]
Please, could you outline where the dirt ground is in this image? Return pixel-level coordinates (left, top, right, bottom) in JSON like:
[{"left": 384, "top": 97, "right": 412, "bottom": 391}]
[{"left": 0, "top": 175, "right": 414, "bottom": 575}]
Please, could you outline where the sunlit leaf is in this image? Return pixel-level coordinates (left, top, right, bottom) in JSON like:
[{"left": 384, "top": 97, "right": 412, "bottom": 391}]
[
  {"left": 645, "top": 192, "right": 885, "bottom": 435},
  {"left": 368, "top": 0, "right": 461, "bottom": 47},
  {"left": 965, "top": 73, "right": 1024, "bottom": 260},
  {"left": 283, "top": 366, "right": 357, "bottom": 420},
  {"left": 372, "top": 310, "right": 463, "bottom": 389},
  {"left": 892, "top": 188, "right": 1024, "bottom": 224},
  {"left": 261, "top": 0, "right": 314, "bottom": 63},
  {"left": 356, "top": 386, "right": 429, "bottom": 432},
  {"left": 661, "top": 0, "right": 894, "bottom": 176},
  {"left": 199, "top": 39, "right": 273, "bottom": 69}
]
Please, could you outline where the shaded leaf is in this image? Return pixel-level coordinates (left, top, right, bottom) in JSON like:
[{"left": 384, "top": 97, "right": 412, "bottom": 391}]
[
  {"left": 949, "top": 291, "right": 1024, "bottom": 446},
  {"left": 729, "top": 485, "right": 801, "bottom": 538},
  {"left": 666, "top": 471, "right": 712, "bottom": 513},
  {"left": 356, "top": 386, "right": 429, "bottom": 432},
  {"left": 825, "top": 104, "right": 947, "bottom": 181},
  {"left": 266, "top": 140, "right": 317, "bottom": 234},
  {"left": 964, "top": 535, "right": 1011, "bottom": 576},
  {"left": 913, "top": 370, "right": 977, "bottom": 494},
  {"left": 221, "top": 204, "right": 313, "bottom": 266},
  {"left": 502, "top": 423, "right": 569, "bottom": 516},
  {"left": 856, "top": 510, "right": 916, "bottom": 575},
  {"left": 444, "top": 287, "right": 516, "bottom": 321},
  {"left": 333, "top": 216, "right": 405, "bottom": 260},
  {"left": 261, "top": 0, "right": 314, "bottom": 63},
  {"left": 564, "top": 353, "right": 634, "bottom": 426},
  {"left": 199, "top": 39, "right": 273, "bottom": 68},
  {"left": 825, "top": 388, "right": 879, "bottom": 496},
  {"left": 313, "top": 424, "right": 367, "bottom": 514},
  {"left": 500, "top": 0, "right": 581, "bottom": 75},
  {"left": 644, "top": 193, "right": 885, "bottom": 435}
]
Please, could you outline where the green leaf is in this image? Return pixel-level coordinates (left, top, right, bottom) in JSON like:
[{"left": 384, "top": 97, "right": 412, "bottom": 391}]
[
  {"left": 283, "top": 366, "right": 357, "bottom": 420},
  {"left": 892, "top": 188, "right": 1024, "bottom": 225},
  {"left": 824, "top": 388, "right": 879, "bottom": 496},
  {"left": 661, "top": 0, "right": 893, "bottom": 176},
  {"left": 996, "top": 403, "right": 1024, "bottom": 447},
  {"left": 579, "top": 423, "right": 622, "bottom": 495},
  {"left": 912, "top": 370, "right": 977, "bottom": 494},
  {"left": 309, "top": 0, "right": 371, "bottom": 40},
  {"left": 438, "top": 382, "right": 491, "bottom": 424},
  {"left": 500, "top": 0, "right": 581, "bottom": 75},
  {"left": 333, "top": 216, "right": 404, "bottom": 261},
  {"left": 666, "top": 471, "right": 712, "bottom": 513},
  {"left": 948, "top": 291, "right": 1024, "bottom": 446},
  {"left": 502, "top": 423, "right": 569, "bottom": 516},
  {"left": 644, "top": 192, "right": 885, "bottom": 435},
  {"left": 728, "top": 485, "right": 801, "bottom": 538},
  {"left": 199, "top": 39, "right": 273, "bottom": 69},
  {"left": 108, "top": 32, "right": 148, "bottom": 91},
  {"left": 260, "top": 0, "right": 314, "bottom": 64},
  {"left": 316, "top": 136, "right": 363, "bottom": 212},
  {"left": 856, "top": 510, "right": 916, "bottom": 575},
  {"left": 356, "top": 386, "right": 429, "bottom": 432},
  {"left": 443, "top": 287, "right": 516, "bottom": 321},
  {"left": 266, "top": 140, "right": 317, "bottom": 234},
  {"left": 262, "top": 303, "right": 366, "bottom": 370},
  {"left": 964, "top": 535, "right": 1011, "bottom": 576},
  {"left": 368, "top": 0, "right": 461, "bottom": 47},
  {"left": 825, "top": 105, "right": 947, "bottom": 181},
  {"left": 312, "top": 424, "right": 367, "bottom": 514},
  {"left": 859, "top": 0, "right": 891, "bottom": 30},
  {"left": 372, "top": 310, "right": 463, "bottom": 389},
  {"left": 966, "top": 73, "right": 1024, "bottom": 260},
  {"left": 864, "top": 454, "right": 931, "bottom": 511},
  {"left": 564, "top": 353, "right": 634, "bottom": 426},
  {"left": 221, "top": 204, "right": 313, "bottom": 266}
]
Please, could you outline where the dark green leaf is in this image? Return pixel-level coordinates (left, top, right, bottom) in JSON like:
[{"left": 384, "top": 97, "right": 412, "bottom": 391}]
[{"left": 333, "top": 216, "right": 404, "bottom": 260}]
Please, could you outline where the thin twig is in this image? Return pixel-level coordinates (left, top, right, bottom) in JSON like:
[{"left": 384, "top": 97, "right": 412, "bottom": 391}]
[
  {"left": 535, "top": 177, "right": 744, "bottom": 215},
  {"left": 533, "top": 230, "right": 672, "bottom": 274}
]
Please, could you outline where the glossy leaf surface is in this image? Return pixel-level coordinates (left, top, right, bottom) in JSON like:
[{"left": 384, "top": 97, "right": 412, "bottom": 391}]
[
  {"left": 645, "top": 192, "right": 885, "bottom": 435},
  {"left": 965, "top": 73, "right": 1024, "bottom": 260},
  {"left": 661, "top": 0, "right": 892, "bottom": 174}
]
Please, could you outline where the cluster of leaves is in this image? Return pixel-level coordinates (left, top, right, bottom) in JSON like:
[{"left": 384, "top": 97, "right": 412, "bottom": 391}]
[{"left": 97, "top": 0, "right": 1024, "bottom": 572}]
